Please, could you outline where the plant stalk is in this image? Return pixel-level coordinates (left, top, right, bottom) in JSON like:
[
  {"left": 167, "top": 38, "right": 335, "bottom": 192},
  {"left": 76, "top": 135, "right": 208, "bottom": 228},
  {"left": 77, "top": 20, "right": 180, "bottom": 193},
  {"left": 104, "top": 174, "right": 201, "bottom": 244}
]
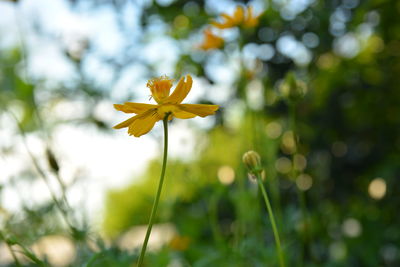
[
  {"left": 256, "top": 174, "right": 285, "bottom": 267},
  {"left": 137, "top": 114, "right": 169, "bottom": 266},
  {"left": 289, "top": 103, "right": 311, "bottom": 264}
]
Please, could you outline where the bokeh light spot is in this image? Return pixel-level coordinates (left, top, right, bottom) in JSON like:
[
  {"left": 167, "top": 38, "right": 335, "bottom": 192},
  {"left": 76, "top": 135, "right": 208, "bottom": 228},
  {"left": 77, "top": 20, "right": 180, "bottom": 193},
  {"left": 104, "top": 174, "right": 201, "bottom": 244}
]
[
  {"left": 296, "top": 174, "right": 312, "bottom": 191},
  {"left": 342, "top": 218, "right": 362, "bottom": 238},
  {"left": 317, "top": 53, "right": 340, "bottom": 69},
  {"left": 281, "top": 131, "right": 296, "bottom": 154},
  {"left": 334, "top": 33, "right": 360, "bottom": 58},
  {"left": 368, "top": 178, "right": 386, "bottom": 200},
  {"left": 174, "top": 15, "right": 189, "bottom": 29},
  {"left": 302, "top": 32, "right": 319, "bottom": 48},
  {"left": 293, "top": 154, "right": 307, "bottom": 171},
  {"left": 246, "top": 80, "right": 264, "bottom": 110},
  {"left": 218, "top": 165, "right": 235, "bottom": 185},
  {"left": 31, "top": 235, "right": 76, "bottom": 266},
  {"left": 275, "top": 157, "right": 292, "bottom": 174},
  {"left": 381, "top": 244, "right": 399, "bottom": 263},
  {"left": 258, "top": 44, "right": 275, "bottom": 61},
  {"left": 329, "top": 242, "right": 347, "bottom": 261},
  {"left": 265, "top": 121, "right": 282, "bottom": 139}
]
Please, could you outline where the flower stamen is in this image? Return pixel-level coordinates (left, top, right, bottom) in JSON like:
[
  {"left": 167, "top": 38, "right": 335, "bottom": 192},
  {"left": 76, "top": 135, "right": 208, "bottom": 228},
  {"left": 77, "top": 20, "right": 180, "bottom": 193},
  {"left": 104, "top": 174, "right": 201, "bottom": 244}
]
[{"left": 146, "top": 75, "right": 174, "bottom": 103}]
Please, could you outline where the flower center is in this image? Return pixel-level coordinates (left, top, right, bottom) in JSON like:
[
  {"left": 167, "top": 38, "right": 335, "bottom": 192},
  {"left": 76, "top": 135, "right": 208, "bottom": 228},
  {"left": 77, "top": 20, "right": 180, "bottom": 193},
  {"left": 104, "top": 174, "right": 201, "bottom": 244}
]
[
  {"left": 147, "top": 75, "right": 173, "bottom": 104},
  {"left": 157, "top": 104, "right": 177, "bottom": 118}
]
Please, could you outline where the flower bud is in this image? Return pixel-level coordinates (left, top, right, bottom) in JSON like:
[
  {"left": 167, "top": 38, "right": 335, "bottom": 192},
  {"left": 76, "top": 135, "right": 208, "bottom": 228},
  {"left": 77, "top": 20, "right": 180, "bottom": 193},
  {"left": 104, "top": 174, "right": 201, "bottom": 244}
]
[
  {"left": 242, "top": 150, "right": 262, "bottom": 176},
  {"left": 46, "top": 148, "right": 60, "bottom": 173},
  {"left": 279, "top": 72, "right": 307, "bottom": 103}
]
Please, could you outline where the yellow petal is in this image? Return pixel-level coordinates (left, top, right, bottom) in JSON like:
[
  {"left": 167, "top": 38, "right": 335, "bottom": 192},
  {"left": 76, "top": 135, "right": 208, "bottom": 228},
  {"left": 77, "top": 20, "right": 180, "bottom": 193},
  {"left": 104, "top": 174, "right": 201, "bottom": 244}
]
[
  {"left": 128, "top": 112, "right": 160, "bottom": 137},
  {"left": 173, "top": 109, "right": 197, "bottom": 119},
  {"left": 113, "top": 108, "right": 156, "bottom": 129},
  {"left": 243, "top": 6, "right": 260, "bottom": 28},
  {"left": 113, "top": 115, "right": 139, "bottom": 129},
  {"left": 114, "top": 103, "right": 157, "bottom": 114},
  {"left": 199, "top": 29, "right": 224, "bottom": 51},
  {"left": 178, "top": 104, "right": 219, "bottom": 117},
  {"left": 221, "top": 13, "right": 233, "bottom": 21},
  {"left": 246, "top": 6, "right": 253, "bottom": 19},
  {"left": 210, "top": 21, "right": 229, "bottom": 29},
  {"left": 233, "top": 6, "right": 245, "bottom": 24},
  {"left": 211, "top": 14, "right": 236, "bottom": 29},
  {"left": 147, "top": 76, "right": 174, "bottom": 104},
  {"left": 166, "top": 75, "right": 193, "bottom": 104}
]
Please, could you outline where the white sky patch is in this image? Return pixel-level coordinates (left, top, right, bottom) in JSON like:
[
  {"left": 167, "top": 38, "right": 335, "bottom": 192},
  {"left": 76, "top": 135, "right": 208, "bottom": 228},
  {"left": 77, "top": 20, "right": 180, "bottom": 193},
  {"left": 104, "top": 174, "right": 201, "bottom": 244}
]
[
  {"left": 53, "top": 125, "right": 158, "bottom": 189},
  {"left": 110, "top": 65, "right": 148, "bottom": 100},
  {"left": 224, "top": 100, "right": 246, "bottom": 130},
  {"left": 50, "top": 124, "right": 159, "bottom": 219},
  {"left": 51, "top": 99, "right": 87, "bottom": 122},
  {"left": 0, "top": 108, "right": 160, "bottom": 218},
  {"left": 142, "top": 36, "right": 180, "bottom": 76},
  {"left": 277, "top": 35, "right": 312, "bottom": 65},
  {"left": 82, "top": 55, "right": 116, "bottom": 87},
  {"left": 0, "top": 3, "right": 19, "bottom": 49},
  {"left": 28, "top": 42, "right": 76, "bottom": 82},
  {"left": 205, "top": 50, "right": 239, "bottom": 84},
  {"left": 120, "top": 1, "right": 142, "bottom": 36},
  {"left": 276, "top": 0, "right": 315, "bottom": 20},
  {"left": 181, "top": 76, "right": 205, "bottom": 103},
  {"left": 205, "top": 81, "right": 233, "bottom": 104},
  {"left": 207, "top": 0, "right": 266, "bottom": 16},
  {"left": 1, "top": 130, "right": 52, "bottom": 212},
  {"left": 333, "top": 33, "right": 360, "bottom": 58},
  {"left": 168, "top": 121, "right": 197, "bottom": 162},
  {"left": 86, "top": 7, "right": 126, "bottom": 57}
]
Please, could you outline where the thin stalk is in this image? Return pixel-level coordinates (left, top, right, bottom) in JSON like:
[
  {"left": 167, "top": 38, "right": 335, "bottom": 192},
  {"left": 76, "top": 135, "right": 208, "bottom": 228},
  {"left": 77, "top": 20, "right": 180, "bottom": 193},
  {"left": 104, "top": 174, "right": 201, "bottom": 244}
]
[
  {"left": 0, "top": 232, "right": 19, "bottom": 266},
  {"left": 137, "top": 114, "right": 169, "bottom": 267},
  {"left": 6, "top": 243, "right": 21, "bottom": 267},
  {"left": 289, "top": 103, "right": 310, "bottom": 264},
  {"left": 0, "top": 234, "right": 48, "bottom": 267},
  {"left": 233, "top": 169, "right": 246, "bottom": 250},
  {"left": 209, "top": 187, "right": 224, "bottom": 248},
  {"left": 256, "top": 174, "right": 285, "bottom": 267},
  {"left": 15, "top": 4, "right": 72, "bottom": 220},
  {"left": 84, "top": 252, "right": 104, "bottom": 267},
  {"left": 5, "top": 110, "right": 73, "bottom": 229}
]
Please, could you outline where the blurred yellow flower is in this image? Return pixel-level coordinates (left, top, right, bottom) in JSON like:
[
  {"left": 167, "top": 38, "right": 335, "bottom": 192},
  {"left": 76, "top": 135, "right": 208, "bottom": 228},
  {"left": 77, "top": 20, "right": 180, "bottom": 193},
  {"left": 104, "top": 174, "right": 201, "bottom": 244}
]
[
  {"left": 211, "top": 5, "right": 261, "bottom": 29},
  {"left": 169, "top": 235, "right": 190, "bottom": 251},
  {"left": 113, "top": 75, "right": 219, "bottom": 137},
  {"left": 243, "top": 6, "right": 261, "bottom": 28},
  {"left": 199, "top": 28, "right": 224, "bottom": 50}
]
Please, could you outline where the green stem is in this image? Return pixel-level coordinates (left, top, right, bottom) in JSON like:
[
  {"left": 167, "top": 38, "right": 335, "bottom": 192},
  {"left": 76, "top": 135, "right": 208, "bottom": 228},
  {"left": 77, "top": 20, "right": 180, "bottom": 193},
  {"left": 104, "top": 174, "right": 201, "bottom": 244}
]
[
  {"left": 9, "top": 248, "right": 21, "bottom": 266},
  {"left": 256, "top": 174, "right": 285, "bottom": 267},
  {"left": 16, "top": 3, "right": 71, "bottom": 216},
  {"left": 3, "top": 239, "right": 21, "bottom": 267},
  {"left": 5, "top": 110, "right": 73, "bottom": 229},
  {"left": 137, "top": 114, "right": 169, "bottom": 267},
  {"left": 209, "top": 187, "right": 224, "bottom": 248},
  {"left": 289, "top": 103, "right": 310, "bottom": 264},
  {"left": 233, "top": 168, "right": 246, "bottom": 250}
]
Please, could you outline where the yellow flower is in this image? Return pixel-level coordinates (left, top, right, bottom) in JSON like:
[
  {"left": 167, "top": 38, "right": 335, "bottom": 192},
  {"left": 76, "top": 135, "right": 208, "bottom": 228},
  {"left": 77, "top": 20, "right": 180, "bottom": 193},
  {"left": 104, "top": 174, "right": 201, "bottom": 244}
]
[
  {"left": 243, "top": 6, "right": 261, "bottom": 28},
  {"left": 198, "top": 28, "right": 224, "bottom": 51},
  {"left": 169, "top": 235, "right": 190, "bottom": 251},
  {"left": 211, "top": 5, "right": 261, "bottom": 29},
  {"left": 113, "top": 75, "right": 219, "bottom": 137}
]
